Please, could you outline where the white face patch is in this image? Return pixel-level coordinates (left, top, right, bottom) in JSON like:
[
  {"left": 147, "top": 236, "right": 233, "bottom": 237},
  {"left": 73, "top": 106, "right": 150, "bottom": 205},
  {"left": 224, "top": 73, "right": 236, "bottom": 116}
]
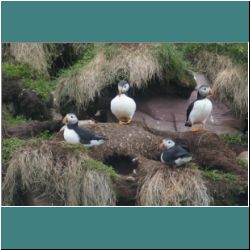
[
  {"left": 118, "top": 82, "right": 130, "bottom": 93},
  {"left": 199, "top": 86, "right": 211, "bottom": 97},
  {"left": 67, "top": 113, "right": 78, "bottom": 124},
  {"left": 122, "top": 83, "right": 130, "bottom": 93},
  {"left": 163, "top": 139, "right": 175, "bottom": 149}
]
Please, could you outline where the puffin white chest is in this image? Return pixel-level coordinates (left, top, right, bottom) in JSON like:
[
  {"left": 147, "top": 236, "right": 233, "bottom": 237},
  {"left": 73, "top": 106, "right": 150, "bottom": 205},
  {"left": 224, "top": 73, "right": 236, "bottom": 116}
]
[
  {"left": 189, "top": 98, "right": 212, "bottom": 123},
  {"left": 64, "top": 127, "right": 80, "bottom": 144},
  {"left": 111, "top": 94, "right": 136, "bottom": 120}
]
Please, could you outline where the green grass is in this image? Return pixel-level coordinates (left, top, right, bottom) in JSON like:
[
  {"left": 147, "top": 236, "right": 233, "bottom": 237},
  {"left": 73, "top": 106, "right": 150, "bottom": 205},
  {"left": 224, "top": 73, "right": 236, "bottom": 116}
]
[
  {"left": 103, "top": 44, "right": 121, "bottom": 60},
  {"left": 221, "top": 132, "right": 248, "bottom": 146},
  {"left": 2, "top": 63, "right": 56, "bottom": 102},
  {"left": 152, "top": 44, "right": 195, "bottom": 87},
  {"left": 178, "top": 43, "right": 248, "bottom": 67},
  {"left": 202, "top": 169, "right": 238, "bottom": 182},
  {"left": 237, "top": 158, "right": 248, "bottom": 170},
  {"left": 58, "top": 44, "right": 97, "bottom": 78},
  {"left": 23, "top": 78, "right": 57, "bottom": 102},
  {"left": 84, "top": 158, "right": 118, "bottom": 182},
  {"left": 2, "top": 111, "right": 31, "bottom": 125},
  {"left": 2, "top": 132, "right": 54, "bottom": 165},
  {"left": 2, "top": 138, "right": 27, "bottom": 165}
]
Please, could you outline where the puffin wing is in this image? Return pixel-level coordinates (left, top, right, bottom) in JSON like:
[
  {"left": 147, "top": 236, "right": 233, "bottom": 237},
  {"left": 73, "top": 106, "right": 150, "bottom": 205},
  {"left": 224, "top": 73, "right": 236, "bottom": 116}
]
[
  {"left": 185, "top": 101, "right": 195, "bottom": 126},
  {"left": 162, "top": 148, "right": 178, "bottom": 165},
  {"left": 75, "top": 127, "right": 108, "bottom": 144},
  {"left": 163, "top": 146, "right": 191, "bottom": 164},
  {"left": 178, "top": 144, "right": 191, "bottom": 153},
  {"left": 174, "top": 145, "right": 191, "bottom": 158}
]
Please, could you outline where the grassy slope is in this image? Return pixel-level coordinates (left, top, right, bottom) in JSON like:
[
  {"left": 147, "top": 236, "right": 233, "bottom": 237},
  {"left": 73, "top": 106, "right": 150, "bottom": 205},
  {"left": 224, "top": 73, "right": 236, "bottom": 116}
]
[{"left": 2, "top": 63, "right": 57, "bottom": 103}]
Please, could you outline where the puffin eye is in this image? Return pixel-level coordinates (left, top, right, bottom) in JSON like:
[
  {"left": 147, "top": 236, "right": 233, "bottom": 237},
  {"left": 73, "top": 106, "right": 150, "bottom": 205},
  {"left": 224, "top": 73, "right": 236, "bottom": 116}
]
[{"left": 71, "top": 116, "right": 74, "bottom": 118}]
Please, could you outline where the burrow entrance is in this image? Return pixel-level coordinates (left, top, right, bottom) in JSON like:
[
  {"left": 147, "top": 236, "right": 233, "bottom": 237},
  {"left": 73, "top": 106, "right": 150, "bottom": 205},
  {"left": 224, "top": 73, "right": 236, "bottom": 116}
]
[
  {"left": 104, "top": 154, "right": 138, "bottom": 176},
  {"left": 104, "top": 154, "right": 139, "bottom": 206}
]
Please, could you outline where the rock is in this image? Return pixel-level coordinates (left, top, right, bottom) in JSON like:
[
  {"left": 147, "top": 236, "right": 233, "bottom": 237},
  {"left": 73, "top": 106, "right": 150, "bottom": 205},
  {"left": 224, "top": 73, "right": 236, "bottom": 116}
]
[
  {"left": 132, "top": 73, "right": 244, "bottom": 134},
  {"left": 238, "top": 151, "right": 248, "bottom": 162},
  {"left": 2, "top": 77, "right": 23, "bottom": 103},
  {"left": 18, "top": 89, "right": 50, "bottom": 120},
  {"left": 51, "top": 108, "right": 63, "bottom": 120}
]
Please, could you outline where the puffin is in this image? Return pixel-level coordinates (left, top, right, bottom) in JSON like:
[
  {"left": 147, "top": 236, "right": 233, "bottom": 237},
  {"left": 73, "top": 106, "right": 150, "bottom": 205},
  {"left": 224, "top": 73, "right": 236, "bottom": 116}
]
[
  {"left": 159, "top": 139, "right": 192, "bottom": 167},
  {"left": 111, "top": 80, "right": 136, "bottom": 125},
  {"left": 185, "top": 85, "right": 213, "bottom": 131},
  {"left": 62, "top": 113, "right": 108, "bottom": 147}
]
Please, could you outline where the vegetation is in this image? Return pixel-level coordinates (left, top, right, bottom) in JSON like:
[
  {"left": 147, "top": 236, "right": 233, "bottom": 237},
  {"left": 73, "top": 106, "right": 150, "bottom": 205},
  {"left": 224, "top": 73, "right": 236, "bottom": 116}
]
[
  {"left": 2, "top": 141, "right": 116, "bottom": 206},
  {"left": 2, "top": 111, "right": 31, "bottom": 126},
  {"left": 237, "top": 158, "right": 248, "bottom": 170},
  {"left": 58, "top": 44, "right": 97, "bottom": 78},
  {"left": 221, "top": 132, "right": 248, "bottom": 146},
  {"left": 55, "top": 43, "right": 195, "bottom": 112},
  {"left": 177, "top": 43, "right": 248, "bottom": 117},
  {"left": 153, "top": 43, "right": 194, "bottom": 85},
  {"left": 178, "top": 43, "right": 248, "bottom": 67},
  {"left": 2, "top": 131, "right": 53, "bottom": 166},
  {"left": 137, "top": 164, "right": 211, "bottom": 206},
  {"left": 84, "top": 158, "right": 118, "bottom": 182},
  {"left": 2, "top": 63, "right": 57, "bottom": 102},
  {"left": 2, "top": 43, "right": 248, "bottom": 206},
  {"left": 202, "top": 169, "right": 238, "bottom": 182},
  {"left": 2, "top": 137, "right": 26, "bottom": 165}
]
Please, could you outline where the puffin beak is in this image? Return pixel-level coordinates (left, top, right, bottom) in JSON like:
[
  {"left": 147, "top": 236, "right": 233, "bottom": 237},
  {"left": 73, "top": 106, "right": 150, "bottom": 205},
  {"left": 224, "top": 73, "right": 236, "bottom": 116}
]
[
  {"left": 159, "top": 143, "right": 165, "bottom": 150},
  {"left": 62, "top": 116, "right": 68, "bottom": 124},
  {"left": 209, "top": 89, "right": 214, "bottom": 97}
]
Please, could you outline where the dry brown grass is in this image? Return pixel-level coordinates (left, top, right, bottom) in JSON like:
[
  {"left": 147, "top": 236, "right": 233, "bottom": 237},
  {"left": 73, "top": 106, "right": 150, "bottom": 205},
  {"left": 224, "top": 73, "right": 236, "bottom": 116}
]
[
  {"left": 8, "top": 43, "right": 49, "bottom": 76},
  {"left": 137, "top": 161, "right": 211, "bottom": 206},
  {"left": 2, "top": 141, "right": 116, "bottom": 206},
  {"left": 195, "top": 51, "right": 248, "bottom": 117},
  {"left": 55, "top": 44, "right": 165, "bottom": 110}
]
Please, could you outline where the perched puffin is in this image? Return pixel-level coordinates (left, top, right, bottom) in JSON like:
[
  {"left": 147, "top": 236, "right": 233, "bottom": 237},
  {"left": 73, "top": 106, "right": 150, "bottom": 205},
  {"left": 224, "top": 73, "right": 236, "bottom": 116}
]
[
  {"left": 185, "top": 85, "right": 213, "bottom": 131},
  {"left": 111, "top": 80, "right": 136, "bottom": 125},
  {"left": 159, "top": 139, "right": 192, "bottom": 167},
  {"left": 63, "top": 113, "right": 108, "bottom": 147}
]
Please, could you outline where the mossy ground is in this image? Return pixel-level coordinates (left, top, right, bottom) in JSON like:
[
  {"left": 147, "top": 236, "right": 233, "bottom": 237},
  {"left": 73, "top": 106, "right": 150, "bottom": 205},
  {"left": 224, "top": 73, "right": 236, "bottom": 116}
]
[
  {"left": 221, "top": 132, "right": 248, "bottom": 146},
  {"left": 2, "top": 63, "right": 56, "bottom": 103},
  {"left": 202, "top": 168, "right": 238, "bottom": 182},
  {"left": 2, "top": 131, "right": 53, "bottom": 166},
  {"left": 2, "top": 111, "right": 31, "bottom": 126}
]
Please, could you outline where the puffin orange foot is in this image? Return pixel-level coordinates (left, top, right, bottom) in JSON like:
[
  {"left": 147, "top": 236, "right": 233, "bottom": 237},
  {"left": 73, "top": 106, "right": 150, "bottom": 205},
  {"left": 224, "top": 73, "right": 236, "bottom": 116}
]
[
  {"left": 191, "top": 126, "right": 200, "bottom": 132},
  {"left": 119, "top": 121, "right": 128, "bottom": 125}
]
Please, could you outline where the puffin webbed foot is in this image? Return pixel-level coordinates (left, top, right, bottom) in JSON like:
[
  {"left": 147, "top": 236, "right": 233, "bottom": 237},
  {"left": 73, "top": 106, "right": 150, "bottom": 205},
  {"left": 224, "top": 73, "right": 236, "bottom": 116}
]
[
  {"left": 119, "top": 121, "right": 128, "bottom": 125},
  {"left": 118, "top": 119, "right": 132, "bottom": 125},
  {"left": 191, "top": 125, "right": 200, "bottom": 132}
]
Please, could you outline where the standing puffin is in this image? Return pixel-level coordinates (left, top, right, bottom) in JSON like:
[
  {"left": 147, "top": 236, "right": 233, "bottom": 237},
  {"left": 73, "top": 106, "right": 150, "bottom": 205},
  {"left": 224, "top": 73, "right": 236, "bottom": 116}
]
[
  {"left": 159, "top": 139, "right": 192, "bottom": 167},
  {"left": 111, "top": 80, "right": 136, "bottom": 125},
  {"left": 185, "top": 85, "right": 213, "bottom": 131},
  {"left": 63, "top": 113, "right": 108, "bottom": 147}
]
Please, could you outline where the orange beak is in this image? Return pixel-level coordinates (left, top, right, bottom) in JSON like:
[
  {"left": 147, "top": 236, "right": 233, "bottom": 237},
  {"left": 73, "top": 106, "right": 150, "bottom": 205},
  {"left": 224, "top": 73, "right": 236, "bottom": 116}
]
[
  {"left": 159, "top": 143, "right": 165, "bottom": 150},
  {"left": 208, "top": 89, "right": 214, "bottom": 97},
  {"left": 62, "top": 116, "right": 68, "bottom": 124}
]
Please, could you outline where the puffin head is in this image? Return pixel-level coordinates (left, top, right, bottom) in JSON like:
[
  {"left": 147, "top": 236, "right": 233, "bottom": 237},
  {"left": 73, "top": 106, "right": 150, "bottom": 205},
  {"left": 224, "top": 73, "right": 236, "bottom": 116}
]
[
  {"left": 118, "top": 80, "right": 130, "bottom": 95},
  {"left": 198, "top": 85, "right": 213, "bottom": 98},
  {"left": 159, "top": 139, "right": 175, "bottom": 150},
  {"left": 63, "top": 113, "right": 78, "bottom": 125}
]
